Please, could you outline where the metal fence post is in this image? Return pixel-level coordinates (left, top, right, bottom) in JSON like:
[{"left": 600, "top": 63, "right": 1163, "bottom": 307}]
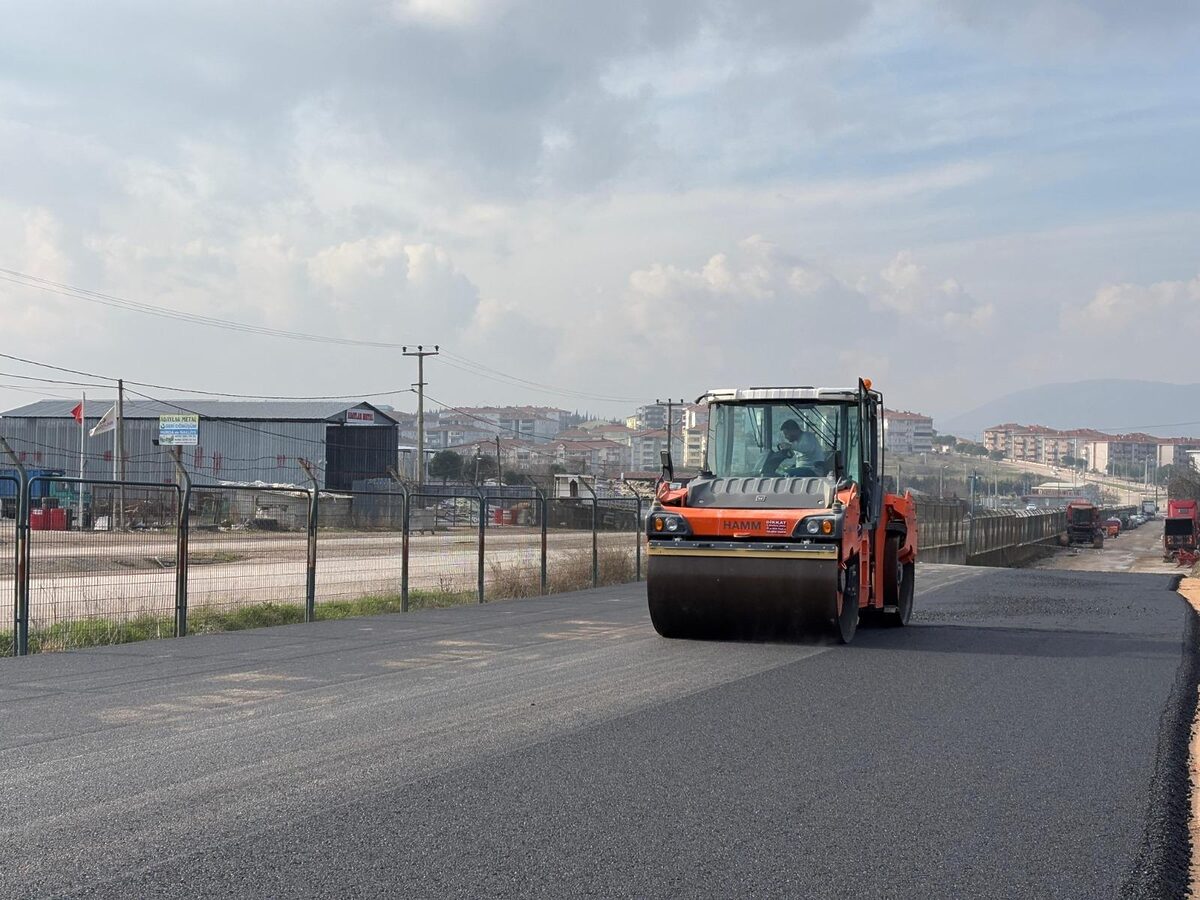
[
  {"left": 0, "top": 438, "right": 29, "bottom": 656},
  {"left": 299, "top": 459, "right": 319, "bottom": 622},
  {"left": 577, "top": 478, "right": 599, "bottom": 588},
  {"left": 531, "top": 482, "right": 548, "bottom": 596},
  {"left": 622, "top": 478, "right": 643, "bottom": 582},
  {"left": 476, "top": 488, "right": 487, "bottom": 603},
  {"left": 389, "top": 468, "right": 410, "bottom": 612},
  {"left": 166, "top": 447, "right": 192, "bottom": 638}
]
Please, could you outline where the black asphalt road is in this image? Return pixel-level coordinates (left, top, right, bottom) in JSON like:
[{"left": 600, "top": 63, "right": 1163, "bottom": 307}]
[{"left": 1, "top": 564, "right": 1192, "bottom": 898}]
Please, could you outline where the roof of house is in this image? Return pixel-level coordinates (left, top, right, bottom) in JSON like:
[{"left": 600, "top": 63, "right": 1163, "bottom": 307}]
[
  {"left": 1, "top": 399, "right": 399, "bottom": 423},
  {"left": 883, "top": 409, "right": 933, "bottom": 422}
]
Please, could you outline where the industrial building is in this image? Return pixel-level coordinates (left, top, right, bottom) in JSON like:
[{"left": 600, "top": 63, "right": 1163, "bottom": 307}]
[{"left": 0, "top": 399, "right": 399, "bottom": 490}]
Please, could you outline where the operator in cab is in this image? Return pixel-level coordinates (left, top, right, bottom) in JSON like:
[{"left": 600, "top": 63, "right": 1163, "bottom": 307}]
[{"left": 763, "top": 419, "right": 829, "bottom": 476}]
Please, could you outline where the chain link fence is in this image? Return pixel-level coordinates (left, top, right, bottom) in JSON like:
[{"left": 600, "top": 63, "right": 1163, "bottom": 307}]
[
  {"left": 1, "top": 473, "right": 18, "bottom": 656},
  {"left": 187, "top": 485, "right": 312, "bottom": 622},
  {"left": 25, "top": 477, "right": 179, "bottom": 651},
  {"left": 4, "top": 470, "right": 1137, "bottom": 655}
]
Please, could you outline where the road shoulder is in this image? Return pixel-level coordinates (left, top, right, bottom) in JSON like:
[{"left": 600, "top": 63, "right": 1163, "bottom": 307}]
[{"left": 1180, "top": 576, "right": 1200, "bottom": 900}]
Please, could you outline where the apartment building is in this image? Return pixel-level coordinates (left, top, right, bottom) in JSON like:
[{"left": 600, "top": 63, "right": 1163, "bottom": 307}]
[
  {"left": 681, "top": 404, "right": 708, "bottom": 469},
  {"left": 883, "top": 409, "right": 934, "bottom": 454}
]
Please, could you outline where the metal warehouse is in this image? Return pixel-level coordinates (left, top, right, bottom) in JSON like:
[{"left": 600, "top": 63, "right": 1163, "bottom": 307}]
[{"left": 0, "top": 400, "right": 399, "bottom": 490}]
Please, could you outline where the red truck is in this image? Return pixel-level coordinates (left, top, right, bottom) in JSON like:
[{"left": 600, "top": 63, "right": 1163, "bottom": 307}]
[
  {"left": 1062, "top": 500, "right": 1104, "bottom": 549},
  {"left": 1164, "top": 499, "right": 1198, "bottom": 562}
]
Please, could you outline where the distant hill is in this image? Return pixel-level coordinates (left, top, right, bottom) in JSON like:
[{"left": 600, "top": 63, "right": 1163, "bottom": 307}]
[{"left": 940, "top": 379, "right": 1200, "bottom": 440}]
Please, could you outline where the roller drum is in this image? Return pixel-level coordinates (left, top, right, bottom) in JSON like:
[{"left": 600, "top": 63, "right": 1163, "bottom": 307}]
[{"left": 647, "top": 551, "right": 839, "bottom": 640}]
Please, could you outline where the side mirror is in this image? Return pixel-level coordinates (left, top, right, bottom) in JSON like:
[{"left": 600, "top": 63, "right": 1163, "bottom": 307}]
[
  {"left": 660, "top": 449, "right": 674, "bottom": 481},
  {"left": 832, "top": 450, "right": 845, "bottom": 479}
]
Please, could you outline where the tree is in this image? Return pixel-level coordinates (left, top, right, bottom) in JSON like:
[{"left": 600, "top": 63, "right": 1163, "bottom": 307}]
[
  {"left": 932, "top": 434, "right": 957, "bottom": 447},
  {"left": 988, "top": 450, "right": 1006, "bottom": 461},
  {"left": 469, "top": 454, "right": 498, "bottom": 484},
  {"left": 502, "top": 468, "right": 531, "bottom": 485},
  {"left": 959, "top": 443, "right": 989, "bottom": 457},
  {"left": 1168, "top": 466, "right": 1200, "bottom": 501},
  {"left": 428, "top": 450, "right": 462, "bottom": 485},
  {"left": 549, "top": 463, "right": 567, "bottom": 475},
  {"left": 1061, "top": 455, "right": 1077, "bottom": 466}
]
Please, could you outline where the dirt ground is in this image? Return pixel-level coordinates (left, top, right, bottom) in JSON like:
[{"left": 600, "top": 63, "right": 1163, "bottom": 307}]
[
  {"left": 0, "top": 525, "right": 639, "bottom": 627},
  {"left": 1032, "top": 518, "right": 1183, "bottom": 575}
]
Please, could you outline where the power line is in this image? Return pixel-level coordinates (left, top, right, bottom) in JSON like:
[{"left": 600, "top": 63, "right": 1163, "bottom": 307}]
[
  {"left": 0, "top": 266, "right": 641, "bottom": 404},
  {"left": 0, "top": 352, "right": 419, "bottom": 402}
]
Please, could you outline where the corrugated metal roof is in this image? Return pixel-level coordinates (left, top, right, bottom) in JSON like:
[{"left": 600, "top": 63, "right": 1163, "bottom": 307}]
[{"left": 1, "top": 399, "right": 399, "bottom": 423}]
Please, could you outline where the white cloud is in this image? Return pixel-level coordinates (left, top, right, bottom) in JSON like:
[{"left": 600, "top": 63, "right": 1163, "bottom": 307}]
[
  {"left": 1077, "top": 274, "right": 1200, "bottom": 328},
  {"left": 391, "top": 0, "right": 497, "bottom": 28},
  {"left": 875, "top": 251, "right": 994, "bottom": 333}
]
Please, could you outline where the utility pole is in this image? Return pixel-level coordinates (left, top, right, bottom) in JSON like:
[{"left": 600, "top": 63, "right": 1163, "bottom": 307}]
[
  {"left": 402, "top": 345, "right": 439, "bottom": 486},
  {"left": 78, "top": 391, "right": 85, "bottom": 530},
  {"left": 656, "top": 398, "right": 684, "bottom": 464},
  {"left": 495, "top": 435, "right": 502, "bottom": 486},
  {"left": 116, "top": 378, "right": 125, "bottom": 530}
]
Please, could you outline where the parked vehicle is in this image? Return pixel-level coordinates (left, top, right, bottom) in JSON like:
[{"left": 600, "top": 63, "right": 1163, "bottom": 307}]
[
  {"left": 1164, "top": 499, "right": 1198, "bottom": 561},
  {"left": 1103, "top": 517, "right": 1122, "bottom": 538},
  {"left": 1061, "top": 500, "right": 1104, "bottom": 549}
]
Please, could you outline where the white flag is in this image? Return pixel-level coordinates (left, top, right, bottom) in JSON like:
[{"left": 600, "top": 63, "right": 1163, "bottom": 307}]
[{"left": 89, "top": 404, "right": 117, "bottom": 437}]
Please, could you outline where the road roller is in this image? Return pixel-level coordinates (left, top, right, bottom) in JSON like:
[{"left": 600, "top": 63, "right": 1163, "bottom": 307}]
[{"left": 646, "top": 380, "right": 917, "bottom": 643}]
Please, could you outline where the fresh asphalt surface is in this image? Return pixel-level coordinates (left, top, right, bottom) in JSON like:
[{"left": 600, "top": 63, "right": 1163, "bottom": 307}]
[{"left": 1, "top": 563, "right": 1192, "bottom": 898}]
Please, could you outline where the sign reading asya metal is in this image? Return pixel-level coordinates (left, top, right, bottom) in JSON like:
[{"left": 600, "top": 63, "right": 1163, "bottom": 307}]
[{"left": 158, "top": 414, "right": 199, "bottom": 446}]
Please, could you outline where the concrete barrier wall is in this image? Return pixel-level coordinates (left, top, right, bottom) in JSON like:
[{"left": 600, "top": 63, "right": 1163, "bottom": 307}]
[{"left": 912, "top": 500, "right": 1139, "bottom": 568}]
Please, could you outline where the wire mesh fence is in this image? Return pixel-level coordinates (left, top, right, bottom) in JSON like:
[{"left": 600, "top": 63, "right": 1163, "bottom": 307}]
[
  {"left": 482, "top": 494, "right": 545, "bottom": 601},
  {"left": 1, "top": 473, "right": 18, "bottom": 656},
  {"left": 186, "top": 485, "right": 311, "bottom": 621},
  {"left": 315, "top": 490, "right": 404, "bottom": 607},
  {"left": 25, "top": 478, "right": 180, "bottom": 651},
  {"left": 406, "top": 493, "right": 480, "bottom": 607},
  {"left": 5, "top": 473, "right": 1118, "bottom": 656},
  {"left": 546, "top": 497, "right": 599, "bottom": 593},
  {"left": 595, "top": 498, "right": 641, "bottom": 587}
]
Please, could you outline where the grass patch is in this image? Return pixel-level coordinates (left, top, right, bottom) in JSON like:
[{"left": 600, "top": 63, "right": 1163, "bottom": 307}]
[
  {"left": 2, "top": 589, "right": 482, "bottom": 655},
  {"left": 0, "top": 553, "right": 640, "bottom": 656},
  {"left": 486, "top": 546, "right": 638, "bottom": 598}
]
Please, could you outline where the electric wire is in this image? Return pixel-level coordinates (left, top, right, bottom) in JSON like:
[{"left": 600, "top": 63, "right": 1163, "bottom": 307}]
[{"left": 0, "top": 267, "right": 642, "bottom": 403}]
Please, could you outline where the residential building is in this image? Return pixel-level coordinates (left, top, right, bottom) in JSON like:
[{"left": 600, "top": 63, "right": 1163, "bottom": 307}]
[
  {"left": 631, "top": 404, "right": 668, "bottom": 431},
  {"left": 681, "top": 404, "right": 708, "bottom": 469},
  {"left": 547, "top": 437, "right": 630, "bottom": 475},
  {"left": 883, "top": 409, "right": 934, "bottom": 454},
  {"left": 630, "top": 428, "right": 684, "bottom": 471}
]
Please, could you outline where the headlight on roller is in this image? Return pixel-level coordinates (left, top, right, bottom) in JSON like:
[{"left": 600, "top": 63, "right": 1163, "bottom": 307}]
[
  {"left": 648, "top": 513, "right": 690, "bottom": 537},
  {"left": 796, "top": 515, "right": 841, "bottom": 539}
]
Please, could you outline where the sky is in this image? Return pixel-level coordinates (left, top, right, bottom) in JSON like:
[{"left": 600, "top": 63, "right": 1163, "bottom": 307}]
[{"left": 0, "top": 0, "right": 1197, "bottom": 423}]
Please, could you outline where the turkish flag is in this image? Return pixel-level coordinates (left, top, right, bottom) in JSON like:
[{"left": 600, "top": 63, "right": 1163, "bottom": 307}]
[{"left": 71, "top": 402, "right": 83, "bottom": 424}]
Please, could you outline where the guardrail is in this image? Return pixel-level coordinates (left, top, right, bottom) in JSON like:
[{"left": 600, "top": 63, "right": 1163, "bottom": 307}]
[{"left": 1, "top": 473, "right": 649, "bottom": 656}]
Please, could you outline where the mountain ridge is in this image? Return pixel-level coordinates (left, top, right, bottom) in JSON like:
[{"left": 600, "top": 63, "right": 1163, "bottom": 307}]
[{"left": 939, "top": 379, "right": 1200, "bottom": 440}]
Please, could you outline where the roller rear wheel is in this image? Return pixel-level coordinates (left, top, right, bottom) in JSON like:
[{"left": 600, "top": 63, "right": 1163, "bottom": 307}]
[{"left": 882, "top": 534, "right": 914, "bottom": 627}]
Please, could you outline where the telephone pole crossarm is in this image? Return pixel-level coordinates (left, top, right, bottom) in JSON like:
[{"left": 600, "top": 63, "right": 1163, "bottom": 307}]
[{"left": 403, "top": 345, "right": 440, "bottom": 486}]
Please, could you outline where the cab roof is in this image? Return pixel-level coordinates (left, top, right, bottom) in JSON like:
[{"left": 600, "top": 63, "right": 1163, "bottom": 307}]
[{"left": 700, "top": 387, "right": 859, "bottom": 404}]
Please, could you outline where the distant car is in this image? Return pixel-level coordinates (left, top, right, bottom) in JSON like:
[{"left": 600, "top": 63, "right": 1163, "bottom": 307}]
[
  {"left": 1025, "top": 504, "right": 1038, "bottom": 512},
  {"left": 1103, "top": 517, "right": 1122, "bottom": 537},
  {"left": 1130, "top": 515, "right": 1145, "bottom": 528}
]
